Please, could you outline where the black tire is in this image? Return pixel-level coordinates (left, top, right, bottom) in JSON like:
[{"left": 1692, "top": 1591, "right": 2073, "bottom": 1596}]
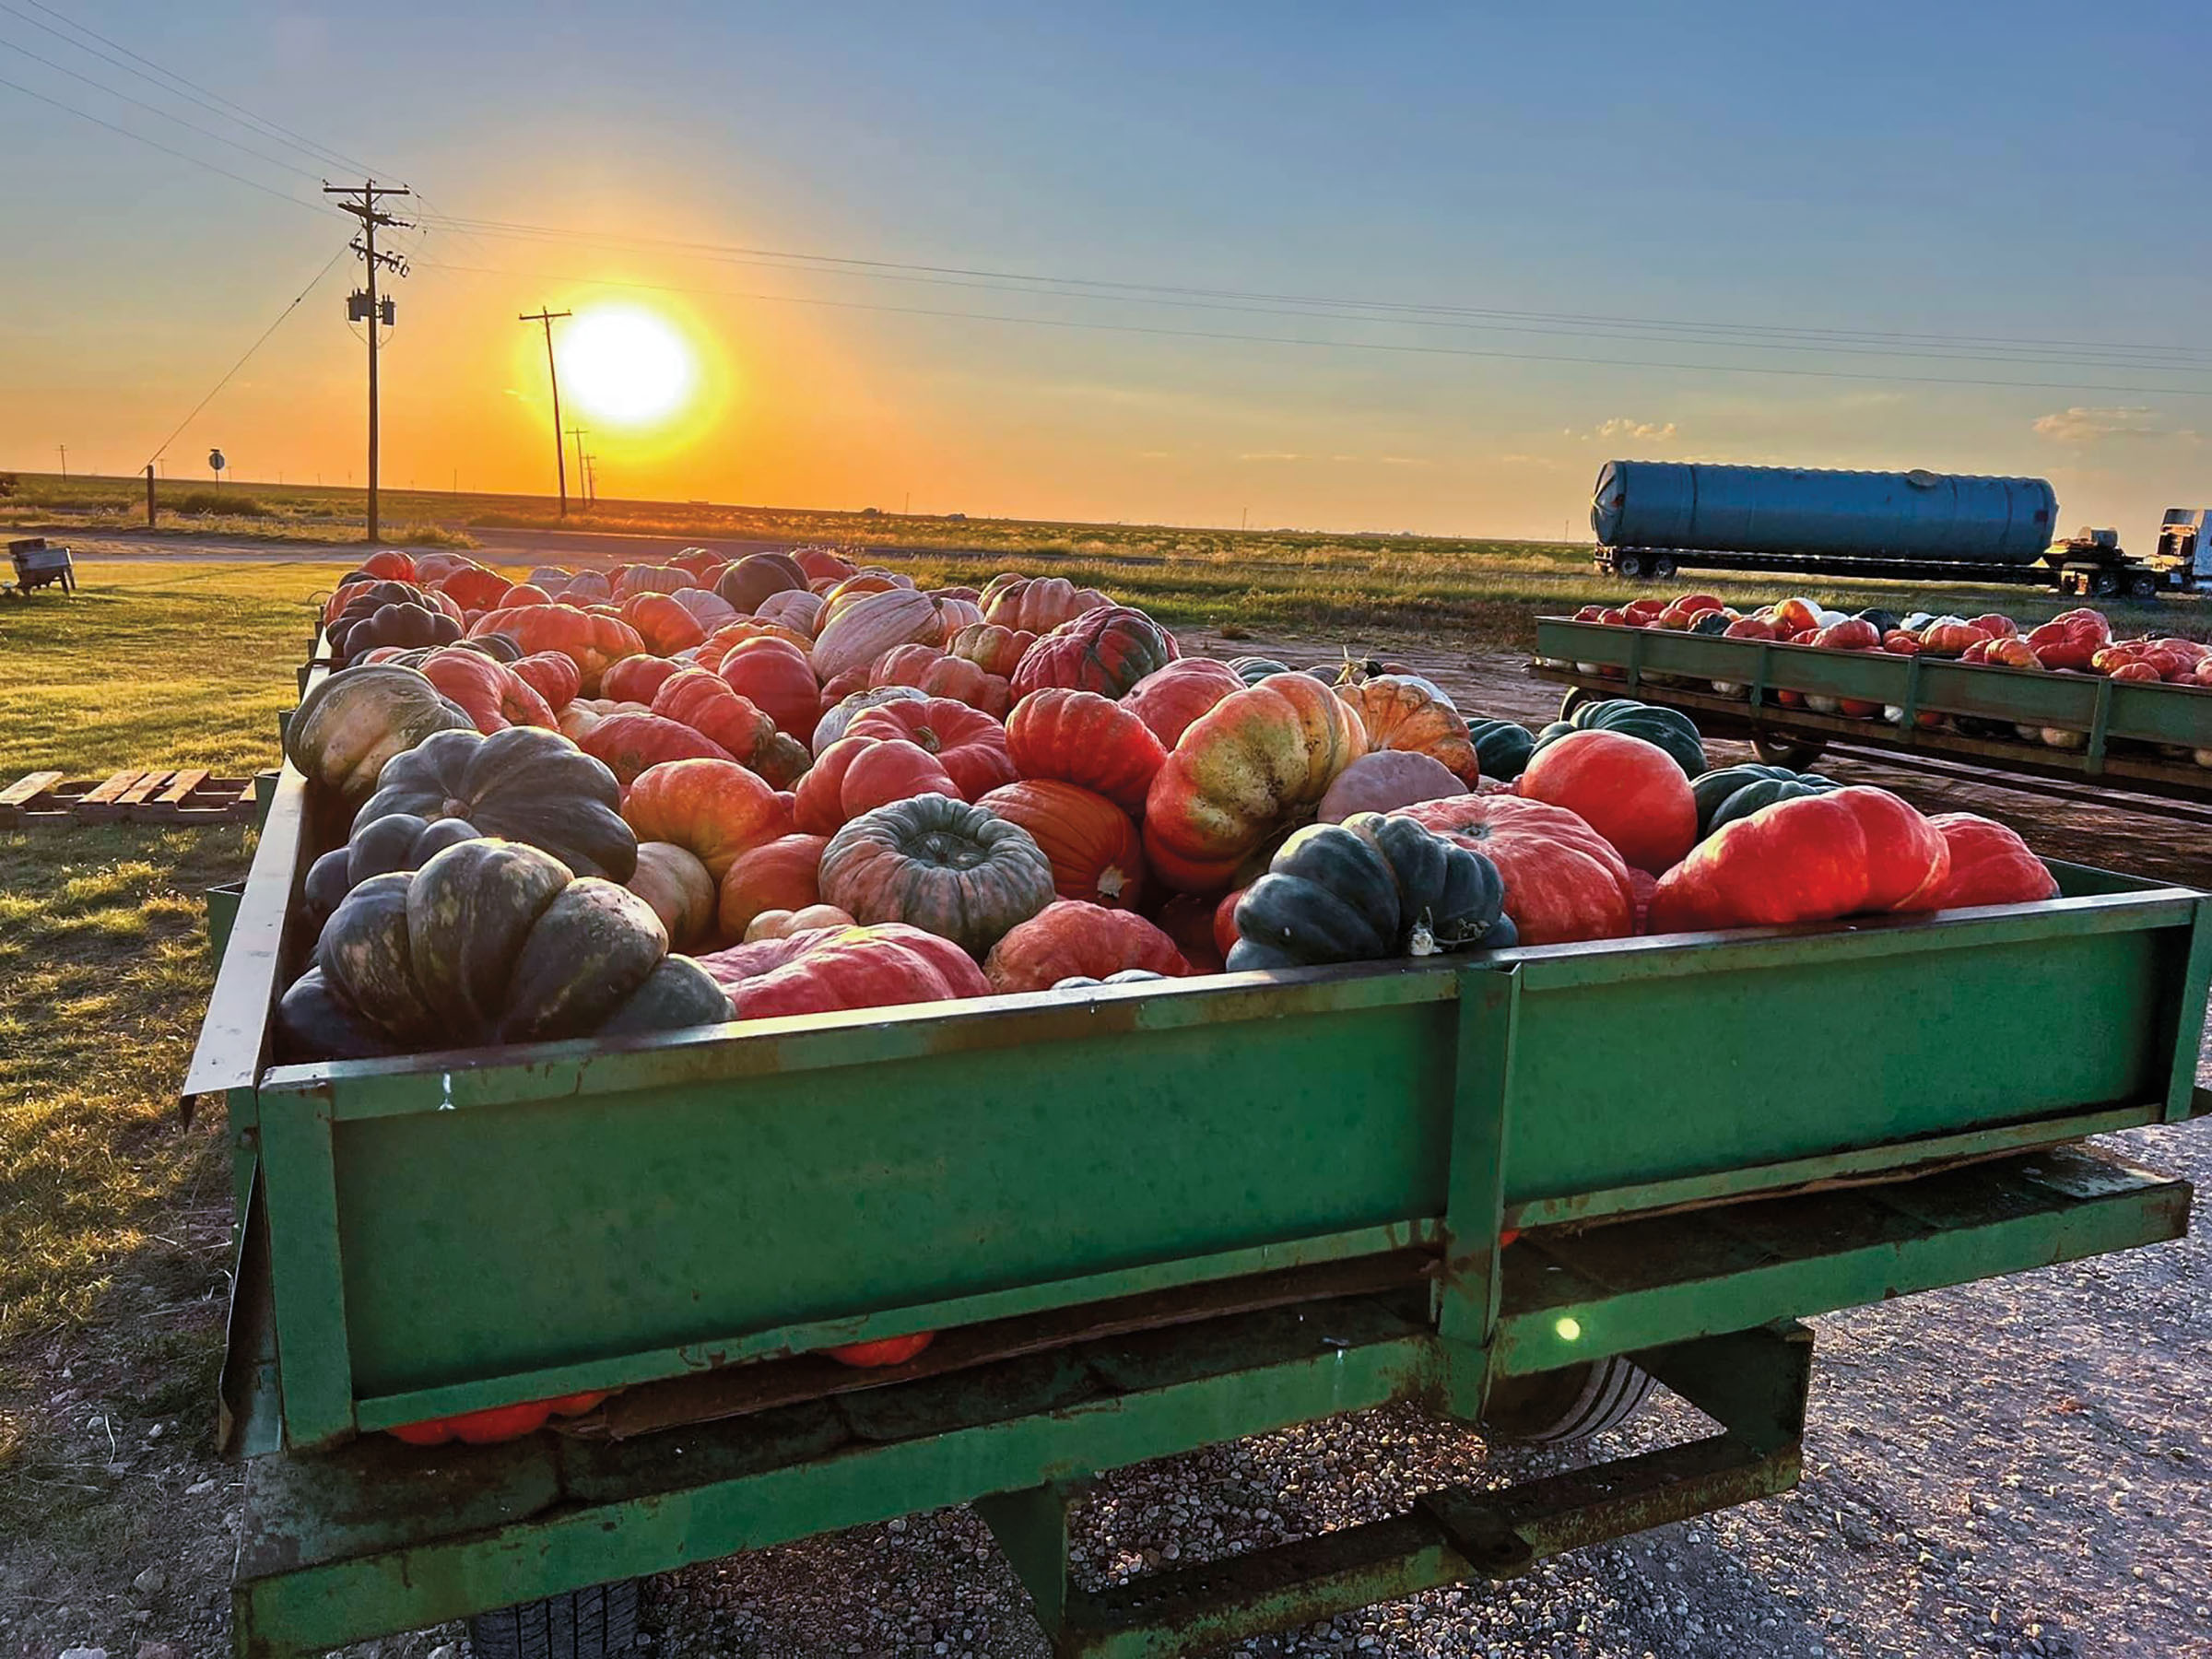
[
  {"left": 1752, "top": 733, "right": 1827, "bottom": 769},
  {"left": 1481, "top": 1356, "right": 1657, "bottom": 1444},
  {"left": 2088, "top": 570, "right": 2119, "bottom": 598},
  {"left": 468, "top": 1581, "right": 641, "bottom": 1659},
  {"left": 1651, "top": 555, "right": 1677, "bottom": 580},
  {"left": 1614, "top": 551, "right": 1648, "bottom": 580},
  {"left": 2127, "top": 572, "right": 2159, "bottom": 601}
]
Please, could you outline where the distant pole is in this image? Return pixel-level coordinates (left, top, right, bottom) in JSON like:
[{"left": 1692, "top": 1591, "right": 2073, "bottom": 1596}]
[
  {"left": 144, "top": 464, "right": 155, "bottom": 526},
  {"left": 903, "top": 490, "right": 911, "bottom": 515},
  {"left": 1240, "top": 505, "right": 1247, "bottom": 531},
  {"left": 520, "top": 306, "right": 574, "bottom": 517},
  {"left": 57, "top": 444, "right": 66, "bottom": 479},
  {"left": 583, "top": 453, "right": 597, "bottom": 503},
  {"left": 325, "top": 179, "right": 413, "bottom": 544},
  {"left": 566, "top": 425, "right": 589, "bottom": 508}
]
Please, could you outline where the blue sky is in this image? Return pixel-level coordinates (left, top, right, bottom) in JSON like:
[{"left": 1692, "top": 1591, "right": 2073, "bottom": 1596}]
[{"left": 1, "top": 0, "right": 2206, "bottom": 542}]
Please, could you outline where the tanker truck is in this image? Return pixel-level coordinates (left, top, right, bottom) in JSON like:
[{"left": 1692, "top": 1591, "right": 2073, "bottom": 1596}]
[{"left": 1590, "top": 461, "right": 2212, "bottom": 598}]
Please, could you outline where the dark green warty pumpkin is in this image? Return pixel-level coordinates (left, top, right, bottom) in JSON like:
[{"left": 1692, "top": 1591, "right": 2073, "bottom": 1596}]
[
  {"left": 1226, "top": 655, "right": 1293, "bottom": 686},
  {"left": 1227, "top": 822, "right": 1401, "bottom": 971},
  {"left": 1340, "top": 813, "right": 1515, "bottom": 954},
  {"left": 1705, "top": 772, "right": 1838, "bottom": 836},
  {"left": 1466, "top": 718, "right": 1535, "bottom": 782},
  {"left": 1539, "top": 698, "right": 1706, "bottom": 778},
  {"left": 353, "top": 725, "right": 637, "bottom": 880},
  {"left": 1690, "top": 764, "right": 1834, "bottom": 837}
]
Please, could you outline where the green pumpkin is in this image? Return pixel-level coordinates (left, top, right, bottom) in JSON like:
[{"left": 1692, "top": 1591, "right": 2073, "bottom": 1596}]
[
  {"left": 1854, "top": 608, "right": 1903, "bottom": 636},
  {"left": 1227, "top": 822, "right": 1401, "bottom": 970},
  {"left": 1688, "top": 610, "right": 1735, "bottom": 637},
  {"left": 597, "top": 956, "right": 735, "bottom": 1035},
  {"left": 1226, "top": 655, "right": 1293, "bottom": 686},
  {"left": 1543, "top": 698, "right": 1707, "bottom": 777},
  {"left": 317, "top": 873, "right": 441, "bottom": 1043},
  {"left": 1467, "top": 718, "right": 1536, "bottom": 782},
  {"left": 1689, "top": 763, "right": 1803, "bottom": 835},
  {"left": 354, "top": 725, "right": 638, "bottom": 881},
  {"left": 1706, "top": 773, "right": 1839, "bottom": 835},
  {"left": 275, "top": 967, "right": 403, "bottom": 1062},
  {"left": 1341, "top": 813, "right": 1515, "bottom": 954}
]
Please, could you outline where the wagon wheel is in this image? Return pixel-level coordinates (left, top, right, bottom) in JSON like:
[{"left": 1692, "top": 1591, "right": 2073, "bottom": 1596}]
[
  {"left": 1479, "top": 1357, "right": 1657, "bottom": 1444},
  {"left": 468, "top": 1579, "right": 641, "bottom": 1659},
  {"left": 1752, "top": 733, "right": 1828, "bottom": 770}
]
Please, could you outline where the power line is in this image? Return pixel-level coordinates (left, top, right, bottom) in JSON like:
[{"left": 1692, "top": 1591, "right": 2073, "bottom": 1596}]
[
  {"left": 0, "top": 0, "right": 387, "bottom": 179},
  {"left": 410, "top": 256, "right": 2212, "bottom": 401},
  {"left": 145, "top": 241, "right": 349, "bottom": 465},
  {"left": 409, "top": 210, "right": 2212, "bottom": 369},
  {"left": 0, "top": 34, "right": 324, "bottom": 178},
  {"left": 0, "top": 68, "right": 331, "bottom": 210}
]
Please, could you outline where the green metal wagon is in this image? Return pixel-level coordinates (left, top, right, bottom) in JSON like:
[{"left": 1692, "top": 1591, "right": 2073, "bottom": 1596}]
[
  {"left": 189, "top": 710, "right": 2212, "bottom": 1658},
  {"left": 1532, "top": 614, "right": 2212, "bottom": 801}
]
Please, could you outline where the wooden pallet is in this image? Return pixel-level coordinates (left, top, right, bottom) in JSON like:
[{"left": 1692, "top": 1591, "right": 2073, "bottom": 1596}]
[{"left": 0, "top": 769, "right": 259, "bottom": 828}]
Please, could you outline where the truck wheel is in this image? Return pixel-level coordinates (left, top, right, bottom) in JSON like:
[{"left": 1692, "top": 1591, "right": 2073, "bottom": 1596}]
[
  {"left": 468, "top": 1580, "right": 641, "bottom": 1659},
  {"left": 1651, "top": 555, "right": 1677, "bottom": 580},
  {"left": 1614, "top": 551, "right": 1647, "bottom": 579},
  {"left": 1480, "top": 1356, "right": 1656, "bottom": 1444},
  {"left": 2088, "top": 570, "right": 2119, "bottom": 598},
  {"left": 1752, "top": 734, "right": 1827, "bottom": 769},
  {"left": 2127, "top": 572, "right": 2159, "bottom": 600}
]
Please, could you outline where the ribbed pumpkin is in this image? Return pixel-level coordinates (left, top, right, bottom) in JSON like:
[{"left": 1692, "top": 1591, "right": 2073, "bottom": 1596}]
[
  {"left": 467, "top": 606, "right": 645, "bottom": 695},
  {"left": 578, "top": 712, "right": 736, "bottom": 788},
  {"left": 621, "top": 758, "right": 794, "bottom": 879},
  {"left": 613, "top": 563, "right": 690, "bottom": 601},
  {"left": 935, "top": 596, "right": 984, "bottom": 640},
  {"left": 700, "top": 922, "right": 990, "bottom": 1019},
  {"left": 718, "top": 832, "right": 830, "bottom": 938},
  {"left": 619, "top": 592, "right": 708, "bottom": 655},
  {"left": 412, "top": 648, "right": 557, "bottom": 735},
  {"left": 811, "top": 586, "right": 942, "bottom": 680},
  {"left": 352, "top": 726, "right": 638, "bottom": 880},
  {"left": 812, "top": 685, "right": 928, "bottom": 755},
  {"left": 983, "top": 901, "right": 1189, "bottom": 993},
  {"left": 1391, "top": 795, "right": 1637, "bottom": 947},
  {"left": 600, "top": 654, "right": 686, "bottom": 707},
  {"left": 434, "top": 566, "right": 512, "bottom": 612},
  {"left": 1010, "top": 606, "right": 1179, "bottom": 700},
  {"left": 742, "top": 903, "right": 857, "bottom": 943},
  {"left": 843, "top": 697, "right": 1018, "bottom": 799},
  {"left": 794, "top": 736, "right": 960, "bottom": 832},
  {"left": 509, "top": 651, "right": 582, "bottom": 712},
  {"left": 1341, "top": 676, "right": 1479, "bottom": 783},
  {"left": 1340, "top": 812, "right": 1513, "bottom": 955},
  {"left": 626, "top": 841, "right": 719, "bottom": 950},
  {"left": 1226, "top": 823, "right": 1402, "bottom": 971},
  {"left": 819, "top": 796, "right": 1055, "bottom": 956},
  {"left": 1143, "top": 674, "right": 1369, "bottom": 891},
  {"left": 947, "top": 621, "right": 1037, "bottom": 677},
  {"left": 714, "top": 637, "right": 820, "bottom": 739},
  {"left": 670, "top": 587, "right": 739, "bottom": 632},
  {"left": 976, "top": 779, "right": 1147, "bottom": 909},
  {"left": 651, "top": 668, "right": 780, "bottom": 773},
  {"left": 1226, "top": 655, "right": 1293, "bottom": 685},
  {"left": 285, "top": 665, "right": 473, "bottom": 797},
  {"left": 755, "top": 588, "right": 825, "bottom": 636},
  {"left": 1005, "top": 688, "right": 1167, "bottom": 813},
  {"left": 869, "top": 643, "right": 1010, "bottom": 718},
  {"left": 982, "top": 575, "right": 1108, "bottom": 635},
  {"left": 1123, "top": 659, "right": 1244, "bottom": 748},
  {"left": 1926, "top": 813, "right": 2058, "bottom": 909}
]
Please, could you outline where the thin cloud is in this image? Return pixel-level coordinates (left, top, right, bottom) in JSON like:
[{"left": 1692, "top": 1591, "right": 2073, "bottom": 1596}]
[
  {"left": 1236, "top": 452, "right": 1307, "bottom": 462},
  {"left": 2031, "top": 406, "right": 2197, "bottom": 445},
  {"left": 1585, "top": 417, "right": 1678, "bottom": 441},
  {"left": 1377, "top": 454, "right": 1430, "bottom": 466}
]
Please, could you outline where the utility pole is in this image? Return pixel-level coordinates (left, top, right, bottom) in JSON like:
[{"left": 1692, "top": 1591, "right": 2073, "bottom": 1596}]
[
  {"left": 566, "top": 425, "right": 589, "bottom": 509},
  {"left": 325, "top": 179, "right": 411, "bottom": 544},
  {"left": 583, "top": 453, "right": 597, "bottom": 505},
  {"left": 57, "top": 444, "right": 66, "bottom": 479},
  {"left": 520, "top": 306, "right": 573, "bottom": 517}
]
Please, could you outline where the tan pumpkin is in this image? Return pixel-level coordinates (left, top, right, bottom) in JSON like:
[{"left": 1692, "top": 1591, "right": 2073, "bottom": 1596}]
[
  {"left": 741, "top": 903, "right": 857, "bottom": 943},
  {"left": 625, "top": 841, "right": 719, "bottom": 950},
  {"left": 981, "top": 576, "right": 1108, "bottom": 635},
  {"left": 812, "top": 587, "right": 943, "bottom": 681}
]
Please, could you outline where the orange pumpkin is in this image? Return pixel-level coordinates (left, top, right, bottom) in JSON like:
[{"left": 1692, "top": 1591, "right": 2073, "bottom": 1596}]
[
  {"left": 1123, "top": 659, "right": 1244, "bottom": 748},
  {"left": 976, "top": 779, "right": 1147, "bottom": 909},
  {"left": 872, "top": 644, "right": 1007, "bottom": 717},
  {"left": 467, "top": 606, "right": 645, "bottom": 695},
  {"left": 620, "top": 591, "right": 708, "bottom": 655},
  {"left": 718, "top": 637, "right": 821, "bottom": 739},
  {"left": 983, "top": 901, "right": 1190, "bottom": 993},
  {"left": 843, "top": 697, "right": 1017, "bottom": 799},
  {"left": 1517, "top": 730, "right": 1696, "bottom": 876},
  {"left": 1005, "top": 688, "right": 1167, "bottom": 813},
  {"left": 356, "top": 548, "right": 417, "bottom": 582},
  {"left": 1392, "top": 795, "right": 1636, "bottom": 947},
  {"left": 742, "top": 903, "right": 857, "bottom": 943},
  {"left": 792, "top": 547, "right": 856, "bottom": 584},
  {"left": 415, "top": 647, "right": 557, "bottom": 734},
  {"left": 433, "top": 567, "right": 512, "bottom": 613},
  {"left": 509, "top": 651, "right": 582, "bottom": 712},
  {"left": 1647, "top": 786, "right": 1947, "bottom": 933},
  {"left": 498, "top": 582, "right": 554, "bottom": 609},
  {"left": 947, "top": 621, "right": 1036, "bottom": 677},
  {"left": 717, "top": 833, "right": 830, "bottom": 938},
  {"left": 1143, "top": 675, "right": 1368, "bottom": 891},
  {"left": 1340, "top": 676, "right": 1479, "bottom": 783},
  {"left": 652, "top": 669, "right": 779, "bottom": 773},
  {"left": 1926, "top": 813, "right": 2058, "bottom": 908},
  {"left": 578, "top": 712, "right": 735, "bottom": 788},
  {"left": 982, "top": 575, "right": 1109, "bottom": 635},
  {"left": 794, "top": 736, "right": 960, "bottom": 833},
  {"left": 626, "top": 841, "right": 719, "bottom": 950},
  {"left": 601, "top": 654, "right": 686, "bottom": 707}
]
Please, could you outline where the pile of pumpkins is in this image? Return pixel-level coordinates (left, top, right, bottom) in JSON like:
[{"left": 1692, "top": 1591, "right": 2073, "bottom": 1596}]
[
  {"left": 1554, "top": 592, "right": 2212, "bottom": 758},
  {"left": 280, "top": 548, "right": 2065, "bottom": 1069}
]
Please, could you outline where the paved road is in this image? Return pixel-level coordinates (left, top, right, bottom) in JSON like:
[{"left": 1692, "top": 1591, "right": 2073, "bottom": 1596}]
[{"left": 49, "top": 525, "right": 1034, "bottom": 568}]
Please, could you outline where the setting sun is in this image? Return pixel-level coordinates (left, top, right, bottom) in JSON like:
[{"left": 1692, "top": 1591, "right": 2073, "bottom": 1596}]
[{"left": 561, "top": 305, "right": 696, "bottom": 427}]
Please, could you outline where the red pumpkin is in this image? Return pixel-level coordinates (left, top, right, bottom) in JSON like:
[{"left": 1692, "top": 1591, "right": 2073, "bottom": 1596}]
[
  {"left": 601, "top": 654, "right": 686, "bottom": 707},
  {"left": 701, "top": 922, "right": 990, "bottom": 1018},
  {"left": 718, "top": 833, "right": 830, "bottom": 938},
  {"left": 1150, "top": 891, "right": 1226, "bottom": 975},
  {"left": 468, "top": 606, "right": 645, "bottom": 695},
  {"left": 623, "top": 758, "right": 795, "bottom": 880},
  {"left": 1391, "top": 795, "right": 1636, "bottom": 946},
  {"left": 1809, "top": 618, "right": 1880, "bottom": 652},
  {"left": 652, "top": 668, "right": 779, "bottom": 773},
  {"left": 2025, "top": 609, "right": 2109, "bottom": 671},
  {"left": 509, "top": 650, "right": 582, "bottom": 712},
  {"left": 1968, "top": 613, "right": 2018, "bottom": 638},
  {"left": 794, "top": 736, "right": 959, "bottom": 833},
  {"left": 872, "top": 643, "right": 1007, "bottom": 717},
  {"left": 1646, "top": 786, "right": 1947, "bottom": 934},
  {"left": 620, "top": 591, "right": 709, "bottom": 655},
  {"left": 825, "top": 1332, "right": 935, "bottom": 1368},
  {"left": 433, "top": 567, "right": 512, "bottom": 612},
  {"left": 1926, "top": 813, "right": 2059, "bottom": 909},
  {"left": 843, "top": 697, "right": 1017, "bottom": 800},
  {"left": 498, "top": 582, "right": 554, "bottom": 609},
  {"left": 1143, "top": 676, "right": 1369, "bottom": 890},
  {"left": 1517, "top": 730, "right": 1696, "bottom": 876},
  {"left": 357, "top": 548, "right": 417, "bottom": 582},
  {"left": 1123, "top": 659, "right": 1244, "bottom": 748},
  {"left": 671, "top": 547, "right": 725, "bottom": 582},
  {"left": 976, "top": 779, "right": 1147, "bottom": 909},
  {"left": 793, "top": 547, "right": 856, "bottom": 584},
  {"left": 578, "top": 712, "right": 736, "bottom": 788},
  {"left": 983, "top": 901, "right": 1190, "bottom": 993},
  {"left": 1005, "top": 688, "right": 1167, "bottom": 813},
  {"left": 947, "top": 621, "right": 1037, "bottom": 677},
  {"left": 716, "top": 637, "right": 820, "bottom": 739},
  {"left": 416, "top": 647, "right": 558, "bottom": 734},
  {"left": 702, "top": 618, "right": 817, "bottom": 660},
  {"left": 982, "top": 575, "right": 1109, "bottom": 635},
  {"left": 1009, "top": 606, "right": 1179, "bottom": 700}
]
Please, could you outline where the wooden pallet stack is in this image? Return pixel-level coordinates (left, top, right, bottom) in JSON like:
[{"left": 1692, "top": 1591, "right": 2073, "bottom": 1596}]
[{"left": 0, "top": 769, "right": 261, "bottom": 828}]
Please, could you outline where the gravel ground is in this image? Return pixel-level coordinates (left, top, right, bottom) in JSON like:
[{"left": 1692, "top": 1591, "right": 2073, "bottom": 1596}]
[{"left": 6, "top": 636, "right": 2210, "bottom": 1659}]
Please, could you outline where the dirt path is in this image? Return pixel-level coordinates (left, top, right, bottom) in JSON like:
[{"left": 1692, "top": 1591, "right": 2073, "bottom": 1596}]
[{"left": 5, "top": 634, "right": 2208, "bottom": 1659}]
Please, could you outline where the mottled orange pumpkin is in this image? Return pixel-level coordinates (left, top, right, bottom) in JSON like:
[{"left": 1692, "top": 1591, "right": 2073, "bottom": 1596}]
[
  {"left": 975, "top": 779, "right": 1147, "bottom": 909},
  {"left": 947, "top": 621, "right": 1037, "bottom": 677},
  {"left": 1340, "top": 676, "right": 1479, "bottom": 783},
  {"left": 621, "top": 759, "right": 796, "bottom": 880}
]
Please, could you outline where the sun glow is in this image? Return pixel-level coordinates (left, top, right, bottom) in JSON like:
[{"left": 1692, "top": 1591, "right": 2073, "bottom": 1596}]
[{"left": 562, "top": 305, "right": 698, "bottom": 427}]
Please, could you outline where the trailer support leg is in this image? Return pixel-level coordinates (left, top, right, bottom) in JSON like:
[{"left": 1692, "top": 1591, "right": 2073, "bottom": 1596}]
[{"left": 1003, "top": 1323, "right": 1812, "bottom": 1658}]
